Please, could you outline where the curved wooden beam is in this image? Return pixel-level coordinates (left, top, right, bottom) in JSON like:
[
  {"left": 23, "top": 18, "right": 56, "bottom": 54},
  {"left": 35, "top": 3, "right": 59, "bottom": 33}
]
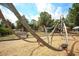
[
  {"left": 0, "top": 3, "right": 64, "bottom": 51},
  {"left": 68, "top": 36, "right": 79, "bottom": 56}
]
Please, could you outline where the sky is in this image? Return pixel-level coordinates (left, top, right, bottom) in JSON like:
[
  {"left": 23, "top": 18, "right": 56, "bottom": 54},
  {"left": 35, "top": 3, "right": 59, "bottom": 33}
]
[{"left": 0, "top": 3, "right": 72, "bottom": 25}]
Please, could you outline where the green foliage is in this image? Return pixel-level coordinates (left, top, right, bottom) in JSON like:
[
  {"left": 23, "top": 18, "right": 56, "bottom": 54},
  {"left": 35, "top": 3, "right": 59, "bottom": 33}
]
[
  {"left": 11, "top": 23, "right": 15, "bottom": 29},
  {"left": 16, "top": 20, "right": 22, "bottom": 29},
  {"left": 0, "top": 27, "right": 12, "bottom": 36},
  {"left": 67, "top": 3, "right": 79, "bottom": 27},
  {"left": 75, "top": 12, "right": 79, "bottom": 26},
  {"left": 37, "top": 11, "right": 54, "bottom": 32},
  {"left": 0, "top": 24, "right": 3, "bottom": 27},
  {"left": 29, "top": 19, "right": 38, "bottom": 30},
  {"left": 38, "top": 11, "right": 52, "bottom": 27},
  {"left": 16, "top": 15, "right": 29, "bottom": 29}
]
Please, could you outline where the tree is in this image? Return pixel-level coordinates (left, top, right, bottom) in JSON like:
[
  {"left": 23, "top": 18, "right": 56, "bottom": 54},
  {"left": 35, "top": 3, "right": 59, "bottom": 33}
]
[
  {"left": 75, "top": 12, "right": 79, "bottom": 26},
  {"left": 38, "top": 11, "right": 54, "bottom": 31},
  {"left": 0, "top": 21, "right": 3, "bottom": 27},
  {"left": 38, "top": 11, "right": 55, "bottom": 44},
  {"left": 67, "top": 3, "right": 79, "bottom": 28},
  {"left": 5, "top": 19, "right": 16, "bottom": 29},
  {"left": 11, "top": 23, "right": 15, "bottom": 29},
  {"left": 0, "top": 20, "right": 12, "bottom": 36},
  {"left": 16, "top": 15, "right": 28, "bottom": 30},
  {"left": 38, "top": 12, "right": 52, "bottom": 26},
  {"left": 16, "top": 20, "right": 22, "bottom": 29},
  {"left": 29, "top": 19, "right": 38, "bottom": 31}
]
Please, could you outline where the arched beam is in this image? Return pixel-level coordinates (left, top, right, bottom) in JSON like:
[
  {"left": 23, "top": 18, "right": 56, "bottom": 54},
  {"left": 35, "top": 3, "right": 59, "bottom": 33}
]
[
  {"left": 0, "top": 3, "right": 63, "bottom": 51},
  {"left": 0, "top": 3, "right": 37, "bottom": 43}
]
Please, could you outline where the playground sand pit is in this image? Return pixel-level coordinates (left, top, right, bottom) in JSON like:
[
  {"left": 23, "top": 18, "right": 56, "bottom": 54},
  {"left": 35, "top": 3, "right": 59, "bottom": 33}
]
[{"left": 0, "top": 36, "right": 79, "bottom": 56}]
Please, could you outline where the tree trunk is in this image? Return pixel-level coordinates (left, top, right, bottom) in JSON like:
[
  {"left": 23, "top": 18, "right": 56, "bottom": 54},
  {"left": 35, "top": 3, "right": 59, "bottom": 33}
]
[
  {"left": 44, "top": 25, "right": 49, "bottom": 44},
  {"left": 50, "top": 22, "right": 59, "bottom": 45}
]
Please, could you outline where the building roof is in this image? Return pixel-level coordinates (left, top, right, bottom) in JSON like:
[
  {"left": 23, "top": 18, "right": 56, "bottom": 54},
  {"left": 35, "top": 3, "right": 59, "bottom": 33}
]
[
  {"left": 0, "top": 9, "right": 5, "bottom": 20},
  {"left": 73, "top": 26, "right": 79, "bottom": 29}
]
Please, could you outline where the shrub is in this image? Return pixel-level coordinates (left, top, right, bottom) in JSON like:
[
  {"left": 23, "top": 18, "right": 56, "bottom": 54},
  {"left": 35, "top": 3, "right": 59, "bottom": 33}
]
[{"left": 0, "top": 27, "right": 12, "bottom": 36}]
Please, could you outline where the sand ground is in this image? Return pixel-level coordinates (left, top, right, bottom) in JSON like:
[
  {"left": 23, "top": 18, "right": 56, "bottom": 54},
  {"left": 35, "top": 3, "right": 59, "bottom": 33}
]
[{"left": 0, "top": 34, "right": 79, "bottom": 56}]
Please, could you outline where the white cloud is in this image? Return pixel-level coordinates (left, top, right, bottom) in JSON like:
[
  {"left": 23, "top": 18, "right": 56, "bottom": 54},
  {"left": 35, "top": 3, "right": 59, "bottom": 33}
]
[
  {"left": 35, "top": 3, "right": 69, "bottom": 20},
  {"left": 35, "top": 3, "right": 46, "bottom": 12},
  {"left": 19, "top": 11, "right": 23, "bottom": 16},
  {"left": 25, "top": 15, "right": 31, "bottom": 21},
  {"left": 0, "top": 5, "right": 3, "bottom": 9},
  {"left": 0, "top": 5, "right": 32, "bottom": 25},
  {"left": 0, "top": 5, "right": 18, "bottom": 24},
  {"left": 54, "top": 7, "right": 68, "bottom": 19},
  {"left": 0, "top": 5, "right": 30, "bottom": 25},
  {"left": 53, "top": 7, "right": 62, "bottom": 19},
  {"left": 35, "top": 3, "right": 55, "bottom": 19},
  {"left": 0, "top": 3, "right": 69, "bottom": 25},
  {"left": 64, "top": 11, "right": 68, "bottom": 18},
  {"left": 31, "top": 15, "right": 39, "bottom": 21},
  {"left": 0, "top": 0, "right": 78, "bottom": 3},
  {"left": 35, "top": 3, "right": 53, "bottom": 13},
  {"left": 35, "top": 3, "right": 64, "bottom": 19},
  {"left": 27, "top": 14, "right": 39, "bottom": 21}
]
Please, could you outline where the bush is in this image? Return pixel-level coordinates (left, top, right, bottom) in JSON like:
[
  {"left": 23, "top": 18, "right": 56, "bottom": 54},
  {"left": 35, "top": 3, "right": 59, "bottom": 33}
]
[{"left": 0, "top": 27, "right": 12, "bottom": 36}]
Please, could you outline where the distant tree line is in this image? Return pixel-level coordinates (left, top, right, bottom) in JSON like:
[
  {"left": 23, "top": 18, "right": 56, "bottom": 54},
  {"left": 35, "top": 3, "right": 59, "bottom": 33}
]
[
  {"left": 66, "top": 3, "right": 79, "bottom": 29},
  {"left": 16, "top": 3, "right": 79, "bottom": 32},
  {"left": 0, "top": 19, "right": 15, "bottom": 36}
]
